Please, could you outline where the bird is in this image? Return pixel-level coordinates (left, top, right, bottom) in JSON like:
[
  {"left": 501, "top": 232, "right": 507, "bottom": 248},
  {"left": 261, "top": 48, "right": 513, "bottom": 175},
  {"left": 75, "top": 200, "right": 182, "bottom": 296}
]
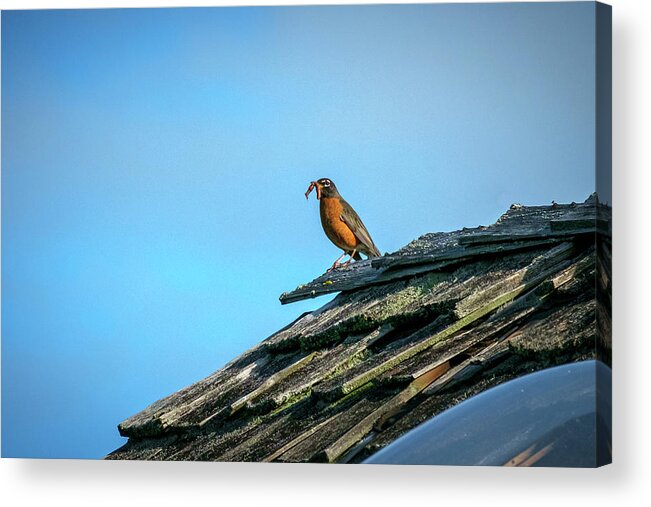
[{"left": 305, "top": 178, "right": 381, "bottom": 271}]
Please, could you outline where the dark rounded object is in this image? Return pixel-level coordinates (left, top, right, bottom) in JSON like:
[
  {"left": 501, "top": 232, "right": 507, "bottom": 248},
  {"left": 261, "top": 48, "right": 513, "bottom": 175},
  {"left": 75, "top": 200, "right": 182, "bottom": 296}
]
[{"left": 363, "top": 360, "right": 611, "bottom": 467}]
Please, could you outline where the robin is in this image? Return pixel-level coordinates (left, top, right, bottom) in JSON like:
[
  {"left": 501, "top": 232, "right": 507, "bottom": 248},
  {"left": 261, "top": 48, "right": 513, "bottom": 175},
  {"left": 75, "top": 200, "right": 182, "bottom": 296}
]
[{"left": 305, "top": 178, "right": 381, "bottom": 271}]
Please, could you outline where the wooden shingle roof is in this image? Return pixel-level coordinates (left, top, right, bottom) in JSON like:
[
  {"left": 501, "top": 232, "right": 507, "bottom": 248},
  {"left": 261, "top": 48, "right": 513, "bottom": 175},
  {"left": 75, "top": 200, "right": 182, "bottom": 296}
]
[{"left": 107, "top": 195, "right": 611, "bottom": 463}]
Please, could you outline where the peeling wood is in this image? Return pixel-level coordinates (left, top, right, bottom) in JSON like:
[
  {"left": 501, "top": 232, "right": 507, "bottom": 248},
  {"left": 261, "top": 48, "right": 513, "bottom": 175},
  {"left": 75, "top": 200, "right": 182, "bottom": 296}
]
[
  {"left": 229, "top": 352, "right": 318, "bottom": 416},
  {"left": 262, "top": 412, "right": 341, "bottom": 462},
  {"left": 109, "top": 198, "right": 610, "bottom": 463},
  {"left": 321, "top": 355, "right": 461, "bottom": 463},
  {"left": 336, "top": 244, "right": 575, "bottom": 396}
]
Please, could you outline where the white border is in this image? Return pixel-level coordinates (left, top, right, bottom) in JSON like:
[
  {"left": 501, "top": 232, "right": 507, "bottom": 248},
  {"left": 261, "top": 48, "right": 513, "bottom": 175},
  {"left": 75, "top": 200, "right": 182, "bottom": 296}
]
[{"left": 2, "top": 0, "right": 650, "bottom": 505}]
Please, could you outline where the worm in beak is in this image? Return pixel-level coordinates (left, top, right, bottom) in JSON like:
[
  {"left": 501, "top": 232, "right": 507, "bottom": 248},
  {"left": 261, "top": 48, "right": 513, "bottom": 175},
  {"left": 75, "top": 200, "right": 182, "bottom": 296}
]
[{"left": 305, "top": 181, "right": 321, "bottom": 200}]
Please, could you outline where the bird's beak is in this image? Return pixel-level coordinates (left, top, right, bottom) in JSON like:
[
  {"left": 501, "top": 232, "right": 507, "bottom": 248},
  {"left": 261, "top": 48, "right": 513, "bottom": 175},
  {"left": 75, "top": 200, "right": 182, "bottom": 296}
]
[{"left": 305, "top": 181, "right": 321, "bottom": 200}]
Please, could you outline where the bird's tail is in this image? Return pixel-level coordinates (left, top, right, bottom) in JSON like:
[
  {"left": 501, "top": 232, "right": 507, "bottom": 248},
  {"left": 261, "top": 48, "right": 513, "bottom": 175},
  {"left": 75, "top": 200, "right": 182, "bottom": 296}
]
[{"left": 365, "top": 244, "right": 381, "bottom": 258}]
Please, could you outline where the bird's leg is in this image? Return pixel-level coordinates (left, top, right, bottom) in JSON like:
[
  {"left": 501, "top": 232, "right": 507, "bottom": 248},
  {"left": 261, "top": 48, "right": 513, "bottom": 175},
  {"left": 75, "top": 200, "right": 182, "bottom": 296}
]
[
  {"left": 341, "top": 250, "right": 357, "bottom": 267},
  {"left": 327, "top": 252, "right": 348, "bottom": 272}
]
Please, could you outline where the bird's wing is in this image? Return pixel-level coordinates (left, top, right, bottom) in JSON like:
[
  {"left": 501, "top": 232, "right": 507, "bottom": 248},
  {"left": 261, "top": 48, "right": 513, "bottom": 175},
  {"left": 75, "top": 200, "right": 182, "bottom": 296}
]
[{"left": 340, "top": 199, "right": 381, "bottom": 257}]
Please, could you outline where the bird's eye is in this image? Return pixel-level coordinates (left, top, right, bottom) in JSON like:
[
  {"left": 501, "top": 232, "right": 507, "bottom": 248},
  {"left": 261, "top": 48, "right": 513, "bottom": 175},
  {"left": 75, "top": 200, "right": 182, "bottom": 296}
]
[{"left": 324, "top": 180, "right": 331, "bottom": 187}]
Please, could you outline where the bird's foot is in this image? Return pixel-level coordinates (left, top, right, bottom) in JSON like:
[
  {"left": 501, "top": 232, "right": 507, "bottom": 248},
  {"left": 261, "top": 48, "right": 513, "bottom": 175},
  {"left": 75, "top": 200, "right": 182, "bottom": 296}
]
[
  {"left": 340, "top": 250, "right": 357, "bottom": 268},
  {"left": 327, "top": 261, "right": 341, "bottom": 273}
]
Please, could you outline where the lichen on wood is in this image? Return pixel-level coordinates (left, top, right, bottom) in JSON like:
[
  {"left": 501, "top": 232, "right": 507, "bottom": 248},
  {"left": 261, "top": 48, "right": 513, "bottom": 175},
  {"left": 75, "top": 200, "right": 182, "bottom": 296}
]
[{"left": 107, "top": 197, "right": 610, "bottom": 463}]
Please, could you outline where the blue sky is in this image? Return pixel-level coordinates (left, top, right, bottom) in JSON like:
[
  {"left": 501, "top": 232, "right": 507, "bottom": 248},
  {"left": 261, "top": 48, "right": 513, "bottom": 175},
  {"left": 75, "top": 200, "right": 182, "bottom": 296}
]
[{"left": 2, "top": 3, "right": 597, "bottom": 458}]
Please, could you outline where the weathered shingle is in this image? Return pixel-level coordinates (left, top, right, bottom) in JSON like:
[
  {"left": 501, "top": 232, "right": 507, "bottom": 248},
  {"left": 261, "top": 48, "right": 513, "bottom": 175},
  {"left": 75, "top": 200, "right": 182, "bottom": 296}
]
[{"left": 107, "top": 195, "right": 611, "bottom": 463}]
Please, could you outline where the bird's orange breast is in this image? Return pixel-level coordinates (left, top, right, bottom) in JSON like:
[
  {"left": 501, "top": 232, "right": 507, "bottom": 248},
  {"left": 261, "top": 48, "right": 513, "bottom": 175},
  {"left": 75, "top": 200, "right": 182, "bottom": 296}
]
[{"left": 320, "top": 197, "right": 359, "bottom": 251}]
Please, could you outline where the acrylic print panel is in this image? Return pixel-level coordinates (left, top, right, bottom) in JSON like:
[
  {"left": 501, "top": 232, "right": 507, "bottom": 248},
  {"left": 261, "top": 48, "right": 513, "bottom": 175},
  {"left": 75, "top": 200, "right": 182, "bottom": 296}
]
[{"left": 1, "top": 2, "right": 611, "bottom": 466}]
